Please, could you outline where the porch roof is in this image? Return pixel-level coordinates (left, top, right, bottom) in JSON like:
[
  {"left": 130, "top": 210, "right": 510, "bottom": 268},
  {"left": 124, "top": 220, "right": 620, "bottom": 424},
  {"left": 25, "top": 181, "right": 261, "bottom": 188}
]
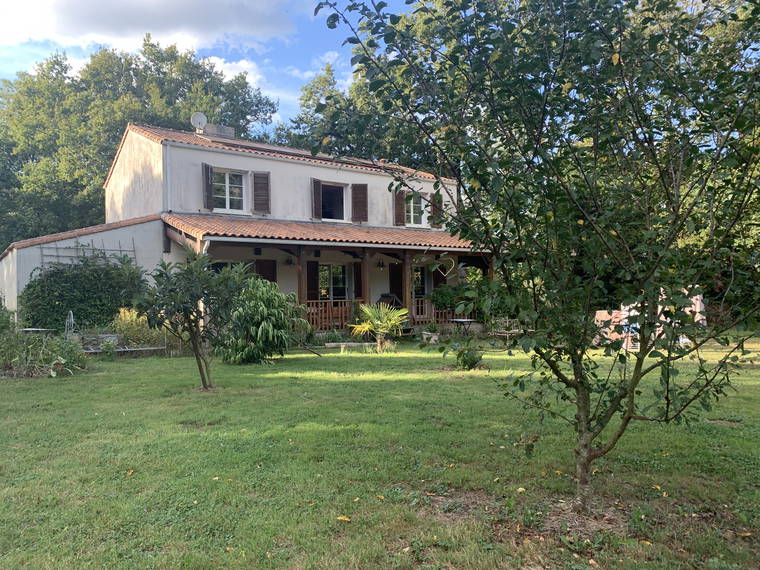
[{"left": 162, "top": 213, "right": 473, "bottom": 251}]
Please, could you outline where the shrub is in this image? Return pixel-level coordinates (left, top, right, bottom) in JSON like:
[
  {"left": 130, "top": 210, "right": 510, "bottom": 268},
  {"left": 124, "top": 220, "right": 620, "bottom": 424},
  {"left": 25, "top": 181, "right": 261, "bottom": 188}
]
[
  {"left": 429, "top": 283, "right": 463, "bottom": 311},
  {"left": 113, "top": 308, "right": 162, "bottom": 347},
  {"left": 0, "top": 307, "right": 13, "bottom": 333},
  {"left": 0, "top": 331, "right": 86, "bottom": 377},
  {"left": 19, "top": 252, "right": 145, "bottom": 331},
  {"left": 215, "top": 278, "right": 310, "bottom": 364},
  {"left": 456, "top": 347, "right": 483, "bottom": 370}
]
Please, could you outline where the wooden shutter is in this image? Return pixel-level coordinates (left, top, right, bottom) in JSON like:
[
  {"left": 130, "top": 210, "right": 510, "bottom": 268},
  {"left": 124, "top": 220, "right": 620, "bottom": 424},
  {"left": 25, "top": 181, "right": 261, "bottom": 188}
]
[
  {"left": 429, "top": 193, "right": 443, "bottom": 228},
  {"left": 253, "top": 172, "right": 270, "bottom": 214},
  {"left": 351, "top": 184, "right": 368, "bottom": 222},
  {"left": 306, "top": 261, "right": 320, "bottom": 300},
  {"left": 394, "top": 190, "right": 406, "bottom": 226},
  {"left": 254, "top": 259, "right": 277, "bottom": 282},
  {"left": 202, "top": 163, "right": 214, "bottom": 210},
  {"left": 312, "top": 179, "right": 322, "bottom": 219}
]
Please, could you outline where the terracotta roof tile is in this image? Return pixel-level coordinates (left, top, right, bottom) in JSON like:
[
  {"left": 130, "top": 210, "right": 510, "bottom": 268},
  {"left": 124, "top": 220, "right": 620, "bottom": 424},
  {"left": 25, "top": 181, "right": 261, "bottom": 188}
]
[
  {"left": 162, "top": 213, "right": 471, "bottom": 250},
  {"left": 0, "top": 215, "right": 161, "bottom": 261},
  {"left": 129, "top": 124, "right": 451, "bottom": 182}
]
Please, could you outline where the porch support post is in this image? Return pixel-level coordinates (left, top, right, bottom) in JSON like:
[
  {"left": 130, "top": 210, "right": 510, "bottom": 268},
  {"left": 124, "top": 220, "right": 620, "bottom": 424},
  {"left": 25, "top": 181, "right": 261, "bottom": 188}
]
[
  {"left": 361, "top": 248, "right": 371, "bottom": 304},
  {"left": 296, "top": 246, "right": 308, "bottom": 304},
  {"left": 402, "top": 249, "right": 413, "bottom": 317},
  {"left": 487, "top": 254, "right": 495, "bottom": 280}
]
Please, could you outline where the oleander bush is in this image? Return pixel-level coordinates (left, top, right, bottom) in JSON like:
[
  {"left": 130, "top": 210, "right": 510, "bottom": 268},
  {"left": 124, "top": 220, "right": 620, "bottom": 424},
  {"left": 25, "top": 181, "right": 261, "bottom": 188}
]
[{"left": 215, "top": 277, "right": 310, "bottom": 364}]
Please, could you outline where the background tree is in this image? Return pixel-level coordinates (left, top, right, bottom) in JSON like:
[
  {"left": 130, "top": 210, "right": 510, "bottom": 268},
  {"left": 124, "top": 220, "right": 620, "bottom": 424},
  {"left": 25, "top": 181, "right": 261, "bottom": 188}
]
[
  {"left": 319, "top": 0, "right": 760, "bottom": 507},
  {"left": 138, "top": 252, "right": 247, "bottom": 390},
  {"left": 0, "top": 36, "right": 277, "bottom": 251}
]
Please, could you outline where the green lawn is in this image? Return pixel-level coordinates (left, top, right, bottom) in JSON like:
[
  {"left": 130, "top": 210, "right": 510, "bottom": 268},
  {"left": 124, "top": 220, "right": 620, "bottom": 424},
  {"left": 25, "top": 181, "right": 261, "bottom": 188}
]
[{"left": 1, "top": 342, "right": 758, "bottom": 569}]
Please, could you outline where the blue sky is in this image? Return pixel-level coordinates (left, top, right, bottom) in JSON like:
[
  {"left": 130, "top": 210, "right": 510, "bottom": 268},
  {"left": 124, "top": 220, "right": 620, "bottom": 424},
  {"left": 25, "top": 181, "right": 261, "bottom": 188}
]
[{"left": 0, "top": 0, "right": 375, "bottom": 125}]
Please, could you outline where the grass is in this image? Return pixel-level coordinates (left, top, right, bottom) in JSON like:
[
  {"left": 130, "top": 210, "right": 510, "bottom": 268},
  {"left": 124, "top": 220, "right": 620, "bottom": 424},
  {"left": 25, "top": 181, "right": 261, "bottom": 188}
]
[{"left": 1, "top": 341, "right": 758, "bottom": 569}]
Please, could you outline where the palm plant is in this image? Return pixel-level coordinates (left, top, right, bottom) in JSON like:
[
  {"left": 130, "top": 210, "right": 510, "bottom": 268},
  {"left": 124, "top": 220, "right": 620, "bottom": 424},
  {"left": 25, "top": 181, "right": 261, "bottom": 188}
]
[{"left": 349, "top": 303, "right": 408, "bottom": 352}]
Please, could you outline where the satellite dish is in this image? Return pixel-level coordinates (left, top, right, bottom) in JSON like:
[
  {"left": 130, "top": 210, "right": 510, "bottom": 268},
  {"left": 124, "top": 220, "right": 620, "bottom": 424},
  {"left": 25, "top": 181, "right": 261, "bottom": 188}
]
[{"left": 190, "top": 112, "right": 208, "bottom": 130}]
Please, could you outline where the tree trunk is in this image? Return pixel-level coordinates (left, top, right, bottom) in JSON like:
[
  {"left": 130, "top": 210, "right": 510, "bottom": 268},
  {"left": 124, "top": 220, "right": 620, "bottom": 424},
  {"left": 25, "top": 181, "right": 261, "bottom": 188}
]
[
  {"left": 376, "top": 333, "right": 385, "bottom": 353},
  {"left": 574, "top": 429, "right": 594, "bottom": 512},
  {"left": 190, "top": 333, "right": 212, "bottom": 390},
  {"left": 573, "top": 382, "right": 594, "bottom": 512}
]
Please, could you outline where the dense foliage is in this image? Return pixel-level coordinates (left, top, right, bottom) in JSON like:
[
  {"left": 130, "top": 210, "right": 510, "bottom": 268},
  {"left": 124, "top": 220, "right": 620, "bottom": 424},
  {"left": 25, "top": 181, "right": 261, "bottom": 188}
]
[
  {"left": 0, "top": 36, "right": 278, "bottom": 252},
  {"left": 0, "top": 330, "right": 86, "bottom": 377},
  {"left": 138, "top": 252, "right": 247, "bottom": 389},
  {"left": 320, "top": 0, "right": 760, "bottom": 505},
  {"left": 19, "top": 253, "right": 145, "bottom": 330},
  {"left": 0, "top": 306, "right": 12, "bottom": 333},
  {"left": 215, "top": 278, "right": 309, "bottom": 364}
]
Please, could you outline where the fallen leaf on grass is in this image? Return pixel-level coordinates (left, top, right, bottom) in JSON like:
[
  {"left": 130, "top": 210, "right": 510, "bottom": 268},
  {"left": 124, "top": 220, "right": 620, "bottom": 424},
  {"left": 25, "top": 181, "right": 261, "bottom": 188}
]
[
  {"left": 737, "top": 531, "right": 752, "bottom": 537},
  {"left": 640, "top": 540, "right": 653, "bottom": 546},
  {"left": 652, "top": 485, "right": 661, "bottom": 491},
  {"left": 353, "top": 497, "right": 360, "bottom": 502},
  {"left": 517, "top": 487, "right": 526, "bottom": 493},
  {"left": 337, "top": 516, "right": 351, "bottom": 522},
  {"left": 376, "top": 495, "right": 385, "bottom": 500},
  {"left": 212, "top": 477, "right": 219, "bottom": 481},
  {"left": 126, "top": 469, "right": 135, "bottom": 476}
]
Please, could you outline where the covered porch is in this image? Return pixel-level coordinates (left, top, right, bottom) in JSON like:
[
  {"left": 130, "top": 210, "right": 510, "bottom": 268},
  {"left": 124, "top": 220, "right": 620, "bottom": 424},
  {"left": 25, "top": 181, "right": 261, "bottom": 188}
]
[{"left": 161, "top": 213, "right": 488, "bottom": 331}]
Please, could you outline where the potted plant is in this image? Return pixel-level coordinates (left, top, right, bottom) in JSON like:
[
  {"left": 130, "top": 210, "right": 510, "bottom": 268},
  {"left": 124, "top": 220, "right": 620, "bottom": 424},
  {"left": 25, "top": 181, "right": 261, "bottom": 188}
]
[{"left": 421, "top": 322, "right": 440, "bottom": 344}]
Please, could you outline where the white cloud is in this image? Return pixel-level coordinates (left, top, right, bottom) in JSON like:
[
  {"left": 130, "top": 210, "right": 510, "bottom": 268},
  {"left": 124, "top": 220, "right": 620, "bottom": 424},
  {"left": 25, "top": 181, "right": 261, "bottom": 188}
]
[
  {"left": 284, "top": 66, "right": 316, "bottom": 81},
  {"left": 314, "top": 50, "right": 340, "bottom": 67},
  {"left": 204, "top": 57, "right": 263, "bottom": 86},
  {"left": 1, "top": 0, "right": 307, "bottom": 51}
]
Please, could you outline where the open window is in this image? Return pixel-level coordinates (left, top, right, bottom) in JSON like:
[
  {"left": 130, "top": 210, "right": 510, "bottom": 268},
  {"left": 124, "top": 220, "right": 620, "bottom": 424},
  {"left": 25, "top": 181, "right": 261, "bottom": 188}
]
[{"left": 321, "top": 184, "right": 345, "bottom": 220}]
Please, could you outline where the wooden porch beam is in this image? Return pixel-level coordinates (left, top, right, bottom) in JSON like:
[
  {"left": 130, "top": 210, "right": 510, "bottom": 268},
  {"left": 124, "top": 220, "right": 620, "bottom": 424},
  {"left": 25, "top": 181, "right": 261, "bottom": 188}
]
[
  {"left": 361, "top": 248, "right": 372, "bottom": 303},
  {"left": 296, "top": 246, "right": 308, "bottom": 304},
  {"left": 165, "top": 226, "right": 202, "bottom": 254},
  {"left": 402, "top": 249, "right": 412, "bottom": 316}
]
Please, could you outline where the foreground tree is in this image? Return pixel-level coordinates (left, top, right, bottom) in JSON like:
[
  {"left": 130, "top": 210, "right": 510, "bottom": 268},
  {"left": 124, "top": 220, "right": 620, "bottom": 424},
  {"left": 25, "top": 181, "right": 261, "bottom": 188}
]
[
  {"left": 319, "top": 0, "right": 760, "bottom": 506},
  {"left": 138, "top": 253, "right": 246, "bottom": 390}
]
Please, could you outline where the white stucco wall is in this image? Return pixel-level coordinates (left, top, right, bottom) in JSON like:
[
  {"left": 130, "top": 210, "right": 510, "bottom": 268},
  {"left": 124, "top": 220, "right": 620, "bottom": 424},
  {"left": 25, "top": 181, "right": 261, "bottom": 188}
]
[
  {"left": 1, "top": 220, "right": 170, "bottom": 314},
  {"left": 166, "top": 144, "right": 447, "bottom": 227},
  {"left": 0, "top": 249, "right": 18, "bottom": 312},
  {"left": 105, "top": 131, "right": 164, "bottom": 223}
]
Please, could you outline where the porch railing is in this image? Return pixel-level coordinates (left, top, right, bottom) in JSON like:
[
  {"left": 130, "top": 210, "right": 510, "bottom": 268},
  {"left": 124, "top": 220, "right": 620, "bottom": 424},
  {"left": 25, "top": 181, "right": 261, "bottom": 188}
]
[
  {"left": 306, "top": 297, "right": 461, "bottom": 330},
  {"left": 411, "top": 298, "right": 456, "bottom": 325},
  {"left": 306, "top": 299, "right": 363, "bottom": 331}
]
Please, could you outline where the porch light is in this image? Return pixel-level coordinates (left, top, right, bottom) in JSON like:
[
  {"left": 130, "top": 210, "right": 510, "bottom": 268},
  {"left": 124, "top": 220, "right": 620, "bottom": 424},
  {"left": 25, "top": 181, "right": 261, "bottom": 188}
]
[{"left": 376, "top": 260, "right": 386, "bottom": 270}]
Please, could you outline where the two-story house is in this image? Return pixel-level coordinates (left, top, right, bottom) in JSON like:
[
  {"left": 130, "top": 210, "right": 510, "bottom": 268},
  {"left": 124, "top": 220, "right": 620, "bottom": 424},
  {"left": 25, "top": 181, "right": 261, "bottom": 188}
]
[{"left": 0, "top": 121, "right": 489, "bottom": 329}]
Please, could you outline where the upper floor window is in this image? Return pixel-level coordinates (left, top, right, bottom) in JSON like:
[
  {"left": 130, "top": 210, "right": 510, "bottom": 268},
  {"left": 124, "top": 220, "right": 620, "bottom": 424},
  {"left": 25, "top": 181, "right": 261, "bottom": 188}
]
[
  {"left": 406, "top": 194, "right": 424, "bottom": 225},
  {"left": 213, "top": 171, "right": 244, "bottom": 211},
  {"left": 322, "top": 184, "right": 345, "bottom": 220}
]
